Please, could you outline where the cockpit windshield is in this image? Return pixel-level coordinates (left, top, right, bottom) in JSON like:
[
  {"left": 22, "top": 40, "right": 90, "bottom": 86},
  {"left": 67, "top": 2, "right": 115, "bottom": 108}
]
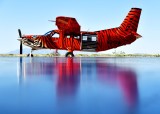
[
  {"left": 44, "top": 30, "right": 59, "bottom": 38},
  {"left": 44, "top": 30, "right": 53, "bottom": 36}
]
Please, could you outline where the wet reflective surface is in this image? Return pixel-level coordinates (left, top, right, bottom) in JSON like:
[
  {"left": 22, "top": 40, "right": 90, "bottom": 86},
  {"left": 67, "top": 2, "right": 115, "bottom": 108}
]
[{"left": 0, "top": 57, "right": 160, "bottom": 114}]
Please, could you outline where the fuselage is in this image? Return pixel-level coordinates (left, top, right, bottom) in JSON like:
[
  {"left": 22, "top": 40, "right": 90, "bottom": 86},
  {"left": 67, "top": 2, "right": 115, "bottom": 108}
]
[{"left": 21, "top": 27, "right": 140, "bottom": 52}]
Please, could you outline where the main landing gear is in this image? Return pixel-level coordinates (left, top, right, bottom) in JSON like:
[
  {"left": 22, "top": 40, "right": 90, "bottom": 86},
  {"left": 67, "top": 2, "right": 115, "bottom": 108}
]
[{"left": 65, "top": 52, "right": 74, "bottom": 57}]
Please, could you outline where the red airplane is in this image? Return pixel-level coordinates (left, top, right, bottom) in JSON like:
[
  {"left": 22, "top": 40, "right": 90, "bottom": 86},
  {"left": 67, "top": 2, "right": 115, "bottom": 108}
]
[{"left": 18, "top": 8, "right": 142, "bottom": 57}]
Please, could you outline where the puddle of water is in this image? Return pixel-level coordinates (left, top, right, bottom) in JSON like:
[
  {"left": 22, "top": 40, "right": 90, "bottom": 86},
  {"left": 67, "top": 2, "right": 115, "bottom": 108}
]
[{"left": 0, "top": 57, "right": 160, "bottom": 114}]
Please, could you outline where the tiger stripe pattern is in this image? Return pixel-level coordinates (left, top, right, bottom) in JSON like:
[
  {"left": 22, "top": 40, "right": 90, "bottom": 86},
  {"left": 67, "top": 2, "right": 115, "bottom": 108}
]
[
  {"left": 21, "top": 8, "right": 141, "bottom": 53},
  {"left": 23, "top": 34, "right": 81, "bottom": 51},
  {"left": 96, "top": 8, "right": 141, "bottom": 51}
]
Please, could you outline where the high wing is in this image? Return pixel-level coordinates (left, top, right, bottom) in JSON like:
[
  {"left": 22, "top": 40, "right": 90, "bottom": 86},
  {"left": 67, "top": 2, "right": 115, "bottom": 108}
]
[{"left": 56, "top": 16, "right": 80, "bottom": 35}]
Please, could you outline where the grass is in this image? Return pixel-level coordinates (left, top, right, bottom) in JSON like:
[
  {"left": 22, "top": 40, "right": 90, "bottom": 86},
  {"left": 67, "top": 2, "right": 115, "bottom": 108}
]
[{"left": 0, "top": 54, "right": 160, "bottom": 57}]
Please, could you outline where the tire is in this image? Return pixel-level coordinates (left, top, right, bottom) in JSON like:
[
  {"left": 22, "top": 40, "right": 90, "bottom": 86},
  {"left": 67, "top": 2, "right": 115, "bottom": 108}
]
[
  {"left": 27, "top": 54, "right": 34, "bottom": 57},
  {"left": 65, "top": 52, "right": 74, "bottom": 57}
]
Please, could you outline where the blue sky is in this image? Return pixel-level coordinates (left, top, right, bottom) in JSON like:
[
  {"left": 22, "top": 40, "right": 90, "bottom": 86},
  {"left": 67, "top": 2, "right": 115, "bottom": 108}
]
[{"left": 0, "top": 0, "right": 159, "bottom": 54}]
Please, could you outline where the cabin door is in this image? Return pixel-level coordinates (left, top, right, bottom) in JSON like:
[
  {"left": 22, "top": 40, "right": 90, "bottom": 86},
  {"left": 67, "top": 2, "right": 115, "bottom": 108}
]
[{"left": 81, "top": 34, "right": 97, "bottom": 51}]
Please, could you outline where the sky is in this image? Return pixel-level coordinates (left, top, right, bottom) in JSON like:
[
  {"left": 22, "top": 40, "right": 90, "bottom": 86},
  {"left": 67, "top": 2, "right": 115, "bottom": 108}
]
[{"left": 0, "top": 0, "right": 159, "bottom": 54}]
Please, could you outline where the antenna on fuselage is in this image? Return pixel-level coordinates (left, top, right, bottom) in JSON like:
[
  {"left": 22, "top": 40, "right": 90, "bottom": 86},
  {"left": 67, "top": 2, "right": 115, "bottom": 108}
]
[{"left": 48, "top": 20, "right": 55, "bottom": 22}]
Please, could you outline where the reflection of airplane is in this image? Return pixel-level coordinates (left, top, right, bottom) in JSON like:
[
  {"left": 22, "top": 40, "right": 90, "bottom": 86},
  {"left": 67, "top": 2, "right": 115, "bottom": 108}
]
[
  {"left": 96, "top": 62, "right": 138, "bottom": 107},
  {"left": 17, "top": 57, "right": 81, "bottom": 97},
  {"left": 17, "top": 57, "right": 138, "bottom": 106},
  {"left": 18, "top": 8, "right": 142, "bottom": 57},
  {"left": 56, "top": 58, "right": 80, "bottom": 97}
]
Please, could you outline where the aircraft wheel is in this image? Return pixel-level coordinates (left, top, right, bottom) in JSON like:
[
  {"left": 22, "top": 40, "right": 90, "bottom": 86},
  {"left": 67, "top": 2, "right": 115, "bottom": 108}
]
[
  {"left": 65, "top": 52, "right": 74, "bottom": 57},
  {"left": 27, "top": 54, "right": 34, "bottom": 57}
]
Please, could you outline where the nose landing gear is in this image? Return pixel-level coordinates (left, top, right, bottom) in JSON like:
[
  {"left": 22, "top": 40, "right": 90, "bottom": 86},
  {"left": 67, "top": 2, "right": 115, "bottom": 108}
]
[{"left": 27, "top": 49, "right": 34, "bottom": 57}]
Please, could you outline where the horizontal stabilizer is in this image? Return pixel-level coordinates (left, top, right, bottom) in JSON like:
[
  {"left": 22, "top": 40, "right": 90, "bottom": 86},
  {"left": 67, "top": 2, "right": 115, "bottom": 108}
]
[{"left": 132, "top": 31, "right": 142, "bottom": 39}]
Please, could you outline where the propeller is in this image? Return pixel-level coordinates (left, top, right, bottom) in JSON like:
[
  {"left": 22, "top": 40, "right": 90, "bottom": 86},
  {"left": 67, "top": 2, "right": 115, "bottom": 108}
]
[{"left": 18, "top": 29, "right": 23, "bottom": 54}]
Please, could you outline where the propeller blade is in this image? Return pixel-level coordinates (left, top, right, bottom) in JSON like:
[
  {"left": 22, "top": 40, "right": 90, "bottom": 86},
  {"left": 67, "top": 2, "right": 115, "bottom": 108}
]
[
  {"left": 18, "top": 29, "right": 23, "bottom": 54},
  {"left": 18, "top": 29, "right": 22, "bottom": 38},
  {"left": 20, "top": 41, "right": 22, "bottom": 54}
]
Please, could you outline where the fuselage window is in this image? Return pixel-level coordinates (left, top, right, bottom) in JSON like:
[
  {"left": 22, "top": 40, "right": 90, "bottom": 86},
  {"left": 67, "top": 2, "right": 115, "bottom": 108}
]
[
  {"left": 82, "top": 36, "right": 87, "bottom": 40},
  {"left": 92, "top": 36, "right": 97, "bottom": 41},
  {"left": 82, "top": 35, "right": 97, "bottom": 41},
  {"left": 66, "top": 35, "right": 70, "bottom": 38},
  {"left": 74, "top": 36, "right": 80, "bottom": 39}
]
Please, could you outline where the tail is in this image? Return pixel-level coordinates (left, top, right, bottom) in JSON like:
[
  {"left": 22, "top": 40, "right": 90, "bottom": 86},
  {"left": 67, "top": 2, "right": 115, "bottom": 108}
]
[{"left": 120, "top": 8, "right": 142, "bottom": 32}]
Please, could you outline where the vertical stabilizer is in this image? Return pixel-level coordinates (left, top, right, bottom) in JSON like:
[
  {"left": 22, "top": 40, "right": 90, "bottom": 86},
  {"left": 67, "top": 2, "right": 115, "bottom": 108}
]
[{"left": 120, "top": 8, "right": 142, "bottom": 32}]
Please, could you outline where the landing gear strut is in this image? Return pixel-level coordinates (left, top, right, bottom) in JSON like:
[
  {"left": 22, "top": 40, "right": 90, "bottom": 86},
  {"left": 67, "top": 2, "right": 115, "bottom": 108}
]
[
  {"left": 65, "top": 52, "right": 74, "bottom": 57},
  {"left": 54, "top": 49, "right": 59, "bottom": 56},
  {"left": 27, "top": 50, "right": 34, "bottom": 57}
]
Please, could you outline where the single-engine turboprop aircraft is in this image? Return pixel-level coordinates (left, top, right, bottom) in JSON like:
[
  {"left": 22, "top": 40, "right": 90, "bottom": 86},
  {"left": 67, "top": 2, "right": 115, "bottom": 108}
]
[{"left": 18, "top": 8, "right": 142, "bottom": 57}]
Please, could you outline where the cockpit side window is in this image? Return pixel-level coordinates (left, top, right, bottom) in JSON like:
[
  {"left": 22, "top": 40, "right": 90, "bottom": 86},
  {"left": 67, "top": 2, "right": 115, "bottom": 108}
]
[{"left": 52, "top": 33, "right": 59, "bottom": 38}]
